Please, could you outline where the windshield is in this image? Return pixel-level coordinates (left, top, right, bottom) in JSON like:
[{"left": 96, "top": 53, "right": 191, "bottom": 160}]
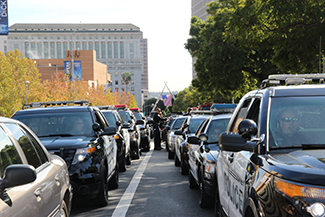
[
  {"left": 188, "top": 118, "right": 206, "bottom": 134},
  {"left": 206, "top": 118, "right": 230, "bottom": 143},
  {"left": 269, "top": 97, "right": 325, "bottom": 148},
  {"left": 118, "top": 111, "right": 133, "bottom": 123},
  {"left": 102, "top": 112, "right": 117, "bottom": 128},
  {"left": 13, "top": 112, "right": 93, "bottom": 137},
  {"left": 171, "top": 118, "right": 185, "bottom": 130},
  {"left": 133, "top": 113, "right": 143, "bottom": 121}
]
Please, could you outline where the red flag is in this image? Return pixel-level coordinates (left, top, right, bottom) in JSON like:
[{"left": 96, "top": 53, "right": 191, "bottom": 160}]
[{"left": 162, "top": 94, "right": 172, "bottom": 106}]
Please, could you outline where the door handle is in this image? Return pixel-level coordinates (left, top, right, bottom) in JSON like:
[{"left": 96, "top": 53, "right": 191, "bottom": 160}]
[{"left": 34, "top": 188, "right": 42, "bottom": 202}]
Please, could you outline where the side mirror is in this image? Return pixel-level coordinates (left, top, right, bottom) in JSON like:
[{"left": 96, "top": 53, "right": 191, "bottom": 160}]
[
  {"left": 136, "top": 120, "right": 145, "bottom": 125},
  {"left": 122, "top": 123, "right": 130, "bottom": 129},
  {"left": 174, "top": 130, "right": 183, "bottom": 136},
  {"left": 116, "top": 121, "right": 121, "bottom": 127},
  {"left": 187, "top": 136, "right": 200, "bottom": 144},
  {"left": 238, "top": 119, "right": 258, "bottom": 139},
  {"left": 100, "top": 126, "right": 116, "bottom": 136},
  {"left": 92, "top": 122, "right": 101, "bottom": 132},
  {"left": 0, "top": 165, "right": 36, "bottom": 190},
  {"left": 219, "top": 132, "right": 256, "bottom": 152}
]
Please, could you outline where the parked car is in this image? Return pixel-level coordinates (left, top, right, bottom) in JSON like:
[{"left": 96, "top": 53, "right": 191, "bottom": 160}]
[
  {"left": 187, "top": 112, "right": 232, "bottom": 208},
  {"left": 99, "top": 107, "right": 132, "bottom": 172},
  {"left": 116, "top": 105, "right": 142, "bottom": 159},
  {"left": 130, "top": 108, "right": 153, "bottom": 152},
  {"left": 161, "top": 115, "right": 178, "bottom": 150},
  {"left": 12, "top": 100, "right": 118, "bottom": 207},
  {"left": 0, "top": 116, "right": 72, "bottom": 217},
  {"left": 166, "top": 116, "right": 186, "bottom": 159},
  {"left": 174, "top": 114, "right": 210, "bottom": 175},
  {"left": 216, "top": 74, "right": 325, "bottom": 217}
]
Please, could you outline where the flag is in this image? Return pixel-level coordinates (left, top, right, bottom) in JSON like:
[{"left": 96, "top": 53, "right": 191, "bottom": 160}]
[{"left": 162, "top": 94, "right": 172, "bottom": 106}]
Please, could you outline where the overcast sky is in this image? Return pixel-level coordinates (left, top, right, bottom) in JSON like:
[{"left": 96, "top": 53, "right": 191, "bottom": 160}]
[{"left": 8, "top": 0, "right": 193, "bottom": 92}]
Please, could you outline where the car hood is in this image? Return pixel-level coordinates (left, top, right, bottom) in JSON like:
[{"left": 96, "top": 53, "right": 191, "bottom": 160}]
[
  {"left": 267, "top": 149, "right": 325, "bottom": 185},
  {"left": 39, "top": 136, "right": 94, "bottom": 150}
]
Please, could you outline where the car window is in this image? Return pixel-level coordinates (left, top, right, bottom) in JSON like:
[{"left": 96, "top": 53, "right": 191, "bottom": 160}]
[
  {"left": 5, "top": 123, "right": 47, "bottom": 169},
  {"left": 103, "top": 112, "right": 117, "bottom": 127},
  {"left": 188, "top": 118, "right": 206, "bottom": 134},
  {"left": 229, "top": 98, "right": 252, "bottom": 132},
  {"left": 195, "top": 118, "right": 209, "bottom": 136},
  {"left": 0, "top": 126, "right": 23, "bottom": 178},
  {"left": 172, "top": 118, "right": 185, "bottom": 130},
  {"left": 269, "top": 96, "right": 325, "bottom": 147},
  {"left": 206, "top": 118, "right": 230, "bottom": 143}
]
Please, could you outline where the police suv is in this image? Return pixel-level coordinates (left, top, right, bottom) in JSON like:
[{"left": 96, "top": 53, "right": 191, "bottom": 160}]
[{"left": 216, "top": 74, "right": 325, "bottom": 217}]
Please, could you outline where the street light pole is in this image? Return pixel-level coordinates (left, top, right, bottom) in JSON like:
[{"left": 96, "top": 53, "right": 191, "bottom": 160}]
[{"left": 25, "top": 80, "right": 30, "bottom": 105}]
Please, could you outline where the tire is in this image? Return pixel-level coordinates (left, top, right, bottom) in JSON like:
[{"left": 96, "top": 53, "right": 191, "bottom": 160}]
[
  {"left": 94, "top": 165, "right": 109, "bottom": 207},
  {"left": 180, "top": 158, "right": 189, "bottom": 175},
  {"left": 60, "top": 200, "right": 68, "bottom": 217},
  {"left": 108, "top": 164, "right": 119, "bottom": 190},
  {"left": 214, "top": 184, "right": 222, "bottom": 217},
  {"left": 189, "top": 171, "right": 199, "bottom": 189},
  {"left": 126, "top": 150, "right": 131, "bottom": 165},
  {"left": 119, "top": 150, "right": 126, "bottom": 172},
  {"left": 133, "top": 143, "right": 140, "bottom": 160},
  {"left": 199, "top": 171, "right": 213, "bottom": 208},
  {"left": 168, "top": 150, "right": 174, "bottom": 159},
  {"left": 174, "top": 152, "right": 180, "bottom": 167}
]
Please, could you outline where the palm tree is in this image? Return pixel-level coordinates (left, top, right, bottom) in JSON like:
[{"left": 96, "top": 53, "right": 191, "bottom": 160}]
[{"left": 121, "top": 72, "right": 132, "bottom": 93}]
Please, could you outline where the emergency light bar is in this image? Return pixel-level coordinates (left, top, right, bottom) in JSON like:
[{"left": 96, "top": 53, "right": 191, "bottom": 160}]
[
  {"left": 261, "top": 74, "right": 325, "bottom": 88},
  {"left": 210, "top": 103, "right": 237, "bottom": 114},
  {"left": 23, "top": 100, "right": 90, "bottom": 109}
]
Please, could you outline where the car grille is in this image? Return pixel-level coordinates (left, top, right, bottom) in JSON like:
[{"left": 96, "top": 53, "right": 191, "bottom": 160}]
[{"left": 50, "top": 148, "right": 76, "bottom": 169}]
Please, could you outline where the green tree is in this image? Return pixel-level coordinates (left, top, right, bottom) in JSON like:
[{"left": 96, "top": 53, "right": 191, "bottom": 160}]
[{"left": 226, "top": 0, "right": 325, "bottom": 73}]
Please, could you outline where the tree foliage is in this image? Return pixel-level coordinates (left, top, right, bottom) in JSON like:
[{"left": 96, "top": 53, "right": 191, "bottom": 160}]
[{"left": 0, "top": 50, "right": 138, "bottom": 117}]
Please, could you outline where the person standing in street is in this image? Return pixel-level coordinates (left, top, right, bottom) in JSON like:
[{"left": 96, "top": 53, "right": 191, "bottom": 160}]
[{"left": 153, "top": 108, "right": 165, "bottom": 150}]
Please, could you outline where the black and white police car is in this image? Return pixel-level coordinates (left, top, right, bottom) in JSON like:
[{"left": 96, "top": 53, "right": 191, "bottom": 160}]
[{"left": 216, "top": 74, "right": 325, "bottom": 217}]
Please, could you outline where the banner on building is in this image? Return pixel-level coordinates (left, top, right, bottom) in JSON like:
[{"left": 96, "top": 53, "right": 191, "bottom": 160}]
[
  {"left": 0, "top": 0, "right": 8, "bottom": 35},
  {"left": 162, "top": 94, "right": 172, "bottom": 107},
  {"left": 64, "top": 60, "right": 82, "bottom": 81}
]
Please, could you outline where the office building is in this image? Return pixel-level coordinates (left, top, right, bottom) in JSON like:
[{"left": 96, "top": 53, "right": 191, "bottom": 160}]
[{"left": 4, "top": 23, "right": 148, "bottom": 108}]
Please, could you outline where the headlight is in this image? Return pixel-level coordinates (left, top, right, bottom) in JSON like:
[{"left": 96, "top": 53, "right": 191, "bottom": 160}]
[
  {"left": 275, "top": 177, "right": 325, "bottom": 217},
  {"left": 204, "top": 162, "right": 215, "bottom": 175},
  {"left": 72, "top": 146, "right": 96, "bottom": 165}
]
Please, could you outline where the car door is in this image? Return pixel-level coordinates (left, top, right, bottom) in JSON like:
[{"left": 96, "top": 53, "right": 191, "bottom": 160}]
[
  {"left": 3, "top": 123, "right": 61, "bottom": 217},
  {"left": 226, "top": 97, "right": 261, "bottom": 216},
  {"left": 95, "top": 111, "right": 117, "bottom": 176}
]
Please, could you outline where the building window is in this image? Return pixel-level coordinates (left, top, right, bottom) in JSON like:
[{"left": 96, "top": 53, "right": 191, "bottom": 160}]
[
  {"left": 14, "top": 43, "right": 19, "bottom": 50},
  {"left": 82, "top": 42, "right": 87, "bottom": 50},
  {"left": 130, "top": 54, "right": 134, "bottom": 59},
  {"left": 115, "top": 80, "right": 118, "bottom": 85},
  {"left": 89, "top": 42, "right": 93, "bottom": 50},
  {"left": 50, "top": 42, "right": 55, "bottom": 58},
  {"left": 37, "top": 42, "right": 42, "bottom": 58},
  {"left": 114, "top": 42, "right": 118, "bottom": 59},
  {"left": 101, "top": 42, "right": 106, "bottom": 59},
  {"left": 107, "top": 42, "right": 112, "bottom": 59},
  {"left": 115, "top": 71, "right": 118, "bottom": 76},
  {"left": 44, "top": 42, "right": 49, "bottom": 59},
  {"left": 131, "top": 87, "right": 134, "bottom": 91},
  {"left": 120, "top": 42, "right": 124, "bottom": 59},
  {"left": 57, "top": 42, "right": 62, "bottom": 58},
  {"left": 63, "top": 42, "right": 68, "bottom": 58},
  {"left": 130, "top": 43, "right": 134, "bottom": 52},
  {"left": 95, "top": 42, "right": 99, "bottom": 59},
  {"left": 76, "top": 42, "right": 81, "bottom": 50},
  {"left": 24, "top": 42, "right": 29, "bottom": 58},
  {"left": 31, "top": 42, "right": 36, "bottom": 54}
]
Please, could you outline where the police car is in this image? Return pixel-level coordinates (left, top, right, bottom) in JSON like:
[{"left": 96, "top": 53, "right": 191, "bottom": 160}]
[{"left": 216, "top": 74, "right": 325, "bottom": 217}]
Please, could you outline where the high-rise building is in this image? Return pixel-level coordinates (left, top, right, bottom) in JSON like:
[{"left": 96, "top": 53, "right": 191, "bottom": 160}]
[
  {"left": 191, "top": 0, "right": 215, "bottom": 79},
  {"left": 4, "top": 23, "right": 148, "bottom": 108}
]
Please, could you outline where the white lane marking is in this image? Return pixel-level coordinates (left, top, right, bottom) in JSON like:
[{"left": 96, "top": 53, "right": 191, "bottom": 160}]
[{"left": 112, "top": 149, "right": 153, "bottom": 217}]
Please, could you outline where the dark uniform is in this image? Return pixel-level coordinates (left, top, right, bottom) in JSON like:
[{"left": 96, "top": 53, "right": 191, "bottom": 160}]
[{"left": 153, "top": 111, "right": 164, "bottom": 150}]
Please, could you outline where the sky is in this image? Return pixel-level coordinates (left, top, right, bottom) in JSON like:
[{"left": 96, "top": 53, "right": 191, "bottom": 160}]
[{"left": 7, "top": 0, "right": 193, "bottom": 93}]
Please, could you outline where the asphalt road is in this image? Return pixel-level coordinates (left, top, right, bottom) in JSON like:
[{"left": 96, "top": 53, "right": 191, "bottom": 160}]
[{"left": 70, "top": 141, "right": 214, "bottom": 217}]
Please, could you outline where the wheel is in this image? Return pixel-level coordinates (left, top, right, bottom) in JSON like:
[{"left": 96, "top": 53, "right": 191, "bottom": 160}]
[
  {"left": 214, "top": 184, "right": 222, "bottom": 217},
  {"left": 133, "top": 143, "right": 140, "bottom": 159},
  {"left": 168, "top": 150, "right": 174, "bottom": 159},
  {"left": 174, "top": 152, "right": 180, "bottom": 166},
  {"left": 94, "top": 165, "right": 109, "bottom": 207},
  {"left": 180, "top": 158, "right": 189, "bottom": 175},
  {"left": 126, "top": 150, "right": 131, "bottom": 165},
  {"left": 119, "top": 150, "right": 126, "bottom": 172},
  {"left": 60, "top": 200, "right": 68, "bottom": 217},
  {"left": 189, "top": 171, "right": 199, "bottom": 189},
  {"left": 108, "top": 164, "right": 119, "bottom": 190},
  {"left": 199, "top": 171, "right": 213, "bottom": 208}
]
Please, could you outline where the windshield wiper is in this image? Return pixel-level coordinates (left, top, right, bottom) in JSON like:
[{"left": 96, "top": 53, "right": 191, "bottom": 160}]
[
  {"left": 39, "top": 134, "right": 73, "bottom": 137},
  {"left": 302, "top": 144, "right": 325, "bottom": 149},
  {"left": 270, "top": 144, "right": 325, "bottom": 150}
]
